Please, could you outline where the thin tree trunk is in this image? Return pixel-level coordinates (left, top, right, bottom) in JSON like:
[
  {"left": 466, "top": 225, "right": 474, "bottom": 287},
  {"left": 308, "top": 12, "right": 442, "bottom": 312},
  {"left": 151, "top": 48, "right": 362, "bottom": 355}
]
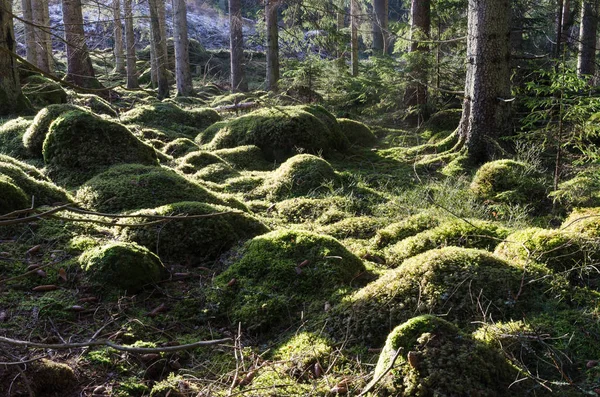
[
  {"left": 157, "top": 0, "right": 168, "bottom": 74},
  {"left": 113, "top": 0, "right": 125, "bottom": 74},
  {"left": 350, "top": 0, "right": 358, "bottom": 76},
  {"left": 555, "top": 0, "right": 564, "bottom": 57},
  {"left": 578, "top": 0, "right": 599, "bottom": 77},
  {"left": 336, "top": 1, "right": 344, "bottom": 59},
  {"left": 230, "top": 0, "right": 247, "bottom": 92},
  {"left": 372, "top": 0, "right": 388, "bottom": 54},
  {"left": 458, "top": 0, "right": 512, "bottom": 163},
  {"left": 21, "top": 0, "right": 37, "bottom": 65},
  {"left": 404, "top": 0, "right": 430, "bottom": 112},
  {"left": 173, "top": 0, "right": 193, "bottom": 96},
  {"left": 265, "top": 0, "right": 279, "bottom": 92},
  {"left": 32, "top": 0, "right": 50, "bottom": 72},
  {"left": 124, "top": 0, "right": 138, "bottom": 88},
  {"left": 62, "top": 0, "right": 102, "bottom": 89},
  {"left": 148, "top": 0, "right": 169, "bottom": 99},
  {"left": 41, "top": 0, "right": 52, "bottom": 70},
  {"left": 0, "top": 0, "right": 31, "bottom": 115}
]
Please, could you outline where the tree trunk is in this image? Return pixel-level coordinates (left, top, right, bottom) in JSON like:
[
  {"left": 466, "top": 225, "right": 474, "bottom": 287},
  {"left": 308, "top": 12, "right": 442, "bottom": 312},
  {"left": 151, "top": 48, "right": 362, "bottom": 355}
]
[
  {"left": 350, "top": 0, "right": 358, "bottom": 76},
  {"left": 457, "top": 0, "right": 512, "bottom": 164},
  {"left": 555, "top": 0, "right": 564, "bottom": 57},
  {"left": 265, "top": 0, "right": 279, "bottom": 92},
  {"left": 41, "top": 0, "right": 52, "bottom": 70},
  {"left": 0, "top": 0, "right": 31, "bottom": 115},
  {"left": 21, "top": 0, "right": 37, "bottom": 65},
  {"left": 32, "top": 0, "right": 51, "bottom": 72},
  {"left": 157, "top": 0, "right": 168, "bottom": 73},
  {"left": 148, "top": 0, "right": 169, "bottom": 99},
  {"left": 62, "top": 0, "right": 102, "bottom": 88},
  {"left": 372, "top": 0, "right": 388, "bottom": 54},
  {"left": 113, "top": 0, "right": 125, "bottom": 74},
  {"left": 173, "top": 0, "right": 193, "bottom": 96},
  {"left": 229, "top": 0, "right": 247, "bottom": 92},
  {"left": 124, "top": 0, "right": 138, "bottom": 88},
  {"left": 404, "top": 0, "right": 430, "bottom": 112},
  {"left": 578, "top": 0, "right": 599, "bottom": 77}
]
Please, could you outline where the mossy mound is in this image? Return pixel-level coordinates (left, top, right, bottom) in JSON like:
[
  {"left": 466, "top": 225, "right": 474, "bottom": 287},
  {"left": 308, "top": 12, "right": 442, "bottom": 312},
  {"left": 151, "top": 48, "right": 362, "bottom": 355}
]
[
  {"left": 561, "top": 207, "right": 600, "bottom": 237},
  {"left": 0, "top": 153, "right": 46, "bottom": 180},
  {"left": 26, "top": 359, "right": 77, "bottom": 395},
  {"left": 494, "top": 227, "right": 599, "bottom": 287},
  {"left": 43, "top": 110, "right": 158, "bottom": 184},
  {"left": 210, "top": 92, "right": 252, "bottom": 107},
  {"left": 165, "top": 96, "right": 208, "bottom": 107},
  {"left": 421, "top": 108, "right": 462, "bottom": 133},
  {"left": 211, "top": 229, "right": 366, "bottom": 330},
  {"left": 332, "top": 247, "right": 529, "bottom": 344},
  {"left": 0, "top": 160, "right": 71, "bottom": 205},
  {"left": 201, "top": 106, "right": 337, "bottom": 161},
  {"left": 273, "top": 332, "right": 333, "bottom": 380},
  {"left": 373, "top": 213, "right": 440, "bottom": 249},
  {"left": 212, "top": 145, "right": 272, "bottom": 170},
  {"left": 0, "top": 117, "right": 32, "bottom": 158},
  {"left": 470, "top": 160, "right": 548, "bottom": 208},
  {"left": 273, "top": 197, "right": 355, "bottom": 224},
  {"left": 162, "top": 138, "right": 200, "bottom": 158},
  {"left": 319, "top": 216, "right": 384, "bottom": 239},
  {"left": 371, "top": 315, "right": 519, "bottom": 396},
  {"left": 121, "top": 102, "right": 221, "bottom": 137},
  {"left": 385, "top": 219, "right": 510, "bottom": 266},
  {"left": 73, "top": 93, "right": 118, "bottom": 117},
  {"left": 193, "top": 162, "right": 240, "bottom": 183},
  {"left": 22, "top": 75, "right": 67, "bottom": 107},
  {"left": 0, "top": 174, "right": 29, "bottom": 214},
  {"left": 261, "top": 154, "right": 339, "bottom": 200},
  {"left": 176, "top": 150, "right": 227, "bottom": 174},
  {"left": 79, "top": 241, "right": 165, "bottom": 293},
  {"left": 221, "top": 175, "right": 265, "bottom": 194},
  {"left": 76, "top": 164, "right": 228, "bottom": 213},
  {"left": 297, "top": 104, "right": 349, "bottom": 151},
  {"left": 119, "top": 201, "right": 269, "bottom": 264},
  {"left": 337, "top": 118, "right": 377, "bottom": 147},
  {"left": 23, "top": 104, "right": 82, "bottom": 157},
  {"left": 550, "top": 171, "right": 600, "bottom": 209}
]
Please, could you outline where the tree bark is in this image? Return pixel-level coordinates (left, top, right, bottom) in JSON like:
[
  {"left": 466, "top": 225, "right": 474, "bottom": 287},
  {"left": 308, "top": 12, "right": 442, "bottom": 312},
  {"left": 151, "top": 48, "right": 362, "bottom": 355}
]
[
  {"left": 21, "top": 0, "right": 37, "bottom": 65},
  {"left": 265, "top": 0, "right": 279, "bottom": 92},
  {"left": 458, "top": 0, "right": 512, "bottom": 164},
  {"left": 350, "top": 0, "right": 358, "bottom": 76},
  {"left": 148, "top": 0, "right": 169, "bottom": 99},
  {"left": 173, "top": 0, "right": 193, "bottom": 96},
  {"left": 229, "top": 0, "right": 247, "bottom": 92},
  {"left": 404, "top": 0, "right": 430, "bottom": 112},
  {"left": 62, "top": 0, "right": 102, "bottom": 89},
  {"left": 113, "top": 0, "right": 125, "bottom": 74},
  {"left": 32, "top": 0, "right": 51, "bottom": 72},
  {"left": 0, "top": 0, "right": 31, "bottom": 115},
  {"left": 372, "top": 0, "right": 388, "bottom": 54},
  {"left": 124, "top": 0, "right": 138, "bottom": 88},
  {"left": 555, "top": 0, "right": 564, "bottom": 57},
  {"left": 578, "top": 0, "right": 599, "bottom": 77}
]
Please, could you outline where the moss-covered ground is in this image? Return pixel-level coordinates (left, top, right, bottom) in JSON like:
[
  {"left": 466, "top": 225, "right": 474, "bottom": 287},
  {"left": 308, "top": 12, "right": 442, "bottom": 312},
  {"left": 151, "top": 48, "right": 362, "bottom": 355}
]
[{"left": 1, "top": 64, "right": 600, "bottom": 397}]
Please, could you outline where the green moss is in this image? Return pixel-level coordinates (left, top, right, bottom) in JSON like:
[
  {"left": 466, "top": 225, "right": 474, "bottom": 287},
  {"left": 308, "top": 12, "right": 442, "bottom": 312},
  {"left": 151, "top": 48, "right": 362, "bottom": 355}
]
[
  {"left": 561, "top": 207, "right": 600, "bottom": 237},
  {"left": 331, "top": 247, "right": 530, "bottom": 344},
  {"left": 297, "top": 104, "right": 350, "bottom": 152},
  {"left": 273, "top": 197, "right": 355, "bottom": 223},
  {"left": 22, "top": 75, "right": 67, "bottom": 107},
  {"left": 0, "top": 153, "right": 44, "bottom": 179},
  {"left": 194, "top": 162, "right": 240, "bottom": 183},
  {"left": 319, "top": 216, "right": 384, "bottom": 239},
  {"left": 75, "top": 164, "right": 228, "bottom": 213},
  {"left": 274, "top": 332, "right": 333, "bottom": 378},
  {"left": 0, "top": 117, "right": 32, "bottom": 158},
  {"left": 440, "top": 152, "right": 471, "bottom": 177},
  {"left": 470, "top": 160, "right": 548, "bottom": 208},
  {"left": 121, "top": 102, "right": 221, "bottom": 137},
  {"left": 210, "top": 92, "right": 252, "bottom": 107},
  {"left": 373, "top": 212, "right": 440, "bottom": 248},
  {"left": 550, "top": 171, "right": 600, "bottom": 209},
  {"left": 212, "top": 145, "right": 272, "bottom": 170},
  {"left": 261, "top": 154, "right": 339, "bottom": 200},
  {"left": 176, "top": 150, "right": 227, "bottom": 174},
  {"left": 385, "top": 219, "right": 511, "bottom": 266},
  {"left": 211, "top": 229, "right": 366, "bottom": 330},
  {"left": 201, "top": 106, "right": 336, "bottom": 161},
  {"left": 371, "top": 315, "right": 519, "bottom": 396},
  {"left": 23, "top": 104, "right": 82, "bottom": 157},
  {"left": 119, "top": 201, "right": 269, "bottom": 264},
  {"left": 162, "top": 137, "right": 200, "bottom": 158},
  {"left": 337, "top": 118, "right": 377, "bottom": 147},
  {"left": 79, "top": 241, "right": 166, "bottom": 293},
  {"left": 150, "top": 373, "right": 199, "bottom": 397},
  {"left": 0, "top": 174, "right": 28, "bottom": 214},
  {"left": 165, "top": 96, "right": 207, "bottom": 107},
  {"left": 420, "top": 108, "right": 462, "bottom": 135},
  {"left": 221, "top": 175, "right": 265, "bottom": 194},
  {"left": 27, "top": 359, "right": 77, "bottom": 395},
  {"left": 0, "top": 160, "right": 71, "bottom": 205},
  {"left": 43, "top": 110, "right": 159, "bottom": 184},
  {"left": 73, "top": 93, "right": 118, "bottom": 117}
]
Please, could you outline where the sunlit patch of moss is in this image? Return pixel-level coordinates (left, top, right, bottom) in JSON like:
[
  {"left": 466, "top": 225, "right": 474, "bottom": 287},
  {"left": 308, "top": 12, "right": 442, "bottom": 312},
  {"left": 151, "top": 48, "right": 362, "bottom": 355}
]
[
  {"left": 318, "top": 216, "right": 384, "bottom": 239},
  {"left": 0, "top": 159, "right": 71, "bottom": 205},
  {"left": 296, "top": 104, "right": 350, "bottom": 151},
  {"left": 561, "top": 207, "right": 600, "bottom": 237},
  {"left": 150, "top": 373, "right": 199, "bottom": 397},
  {"left": 23, "top": 104, "right": 83, "bottom": 157},
  {"left": 0, "top": 174, "right": 28, "bottom": 214},
  {"left": 0, "top": 117, "right": 33, "bottom": 158},
  {"left": 193, "top": 162, "right": 240, "bottom": 183},
  {"left": 384, "top": 219, "right": 510, "bottom": 266},
  {"left": 273, "top": 196, "right": 355, "bottom": 223},
  {"left": 273, "top": 332, "right": 333, "bottom": 380},
  {"left": 338, "top": 118, "right": 377, "bottom": 147},
  {"left": 73, "top": 93, "right": 118, "bottom": 117},
  {"left": 176, "top": 150, "right": 227, "bottom": 174},
  {"left": 212, "top": 145, "right": 272, "bottom": 170},
  {"left": 373, "top": 212, "right": 440, "bottom": 249},
  {"left": 220, "top": 174, "right": 265, "bottom": 194},
  {"left": 115, "top": 377, "right": 149, "bottom": 397},
  {"left": 550, "top": 171, "right": 600, "bottom": 209},
  {"left": 162, "top": 138, "right": 200, "bottom": 158}
]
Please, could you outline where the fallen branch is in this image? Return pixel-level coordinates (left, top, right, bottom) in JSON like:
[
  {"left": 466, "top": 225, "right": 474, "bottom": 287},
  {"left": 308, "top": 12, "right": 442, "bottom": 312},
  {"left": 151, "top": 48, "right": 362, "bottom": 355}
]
[{"left": 359, "top": 348, "right": 402, "bottom": 396}]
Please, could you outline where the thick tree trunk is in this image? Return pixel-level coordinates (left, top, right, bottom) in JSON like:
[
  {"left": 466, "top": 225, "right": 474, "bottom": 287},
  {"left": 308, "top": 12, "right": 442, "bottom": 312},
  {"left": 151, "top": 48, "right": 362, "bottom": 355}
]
[
  {"left": 350, "top": 0, "right": 358, "bottom": 76},
  {"left": 32, "top": 0, "right": 51, "bottom": 72},
  {"left": 0, "top": 0, "right": 31, "bottom": 115},
  {"left": 113, "top": 0, "right": 125, "bottom": 74},
  {"left": 229, "top": 0, "right": 247, "bottom": 92},
  {"left": 372, "top": 0, "right": 388, "bottom": 54},
  {"left": 124, "top": 0, "right": 138, "bottom": 88},
  {"left": 404, "top": 0, "right": 430, "bottom": 112},
  {"left": 21, "top": 0, "right": 37, "bottom": 65},
  {"left": 173, "top": 0, "right": 193, "bottom": 96},
  {"left": 458, "top": 0, "right": 512, "bottom": 164},
  {"left": 62, "top": 0, "right": 102, "bottom": 88},
  {"left": 148, "top": 0, "right": 169, "bottom": 99},
  {"left": 265, "top": 0, "right": 279, "bottom": 92},
  {"left": 578, "top": 0, "right": 599, "bottom": 77}
]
